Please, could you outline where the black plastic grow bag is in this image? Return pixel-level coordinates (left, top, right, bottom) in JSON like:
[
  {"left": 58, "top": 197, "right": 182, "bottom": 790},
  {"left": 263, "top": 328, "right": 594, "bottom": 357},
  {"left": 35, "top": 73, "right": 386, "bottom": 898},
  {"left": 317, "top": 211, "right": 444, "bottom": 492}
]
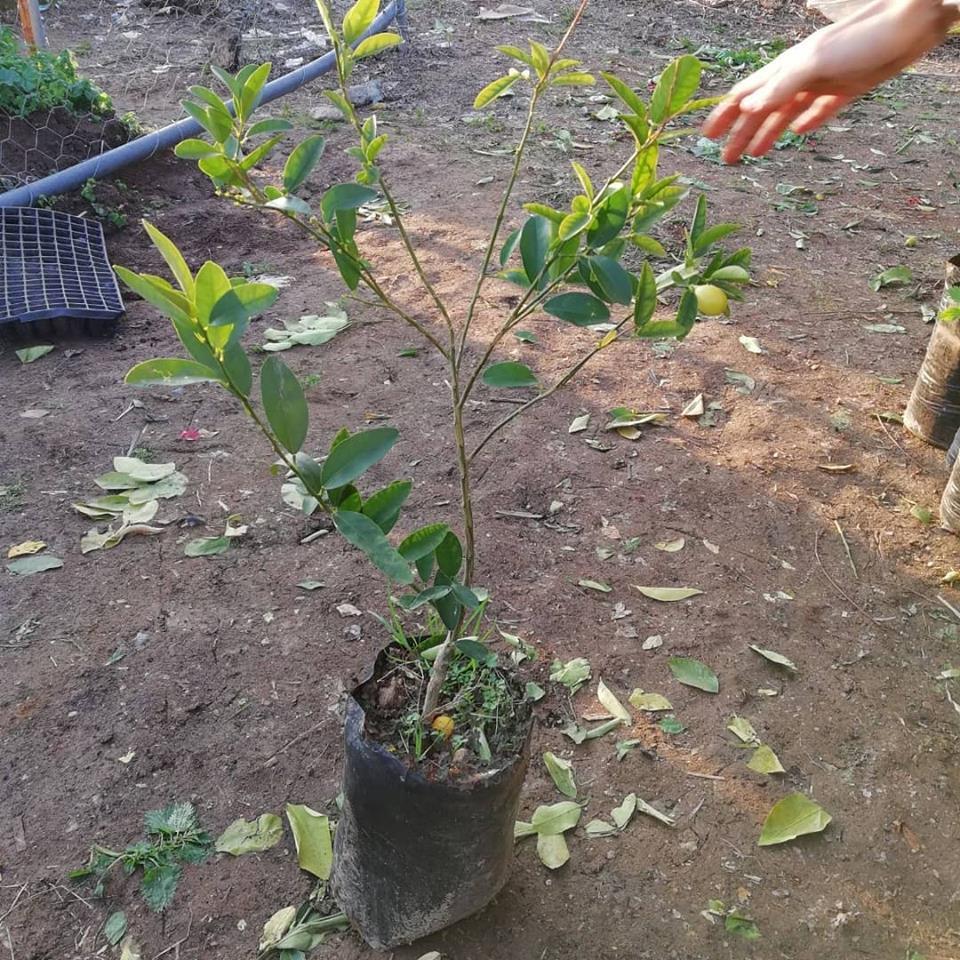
[{"left": 331, "top": 656, "right": 533, "bottom": 949}]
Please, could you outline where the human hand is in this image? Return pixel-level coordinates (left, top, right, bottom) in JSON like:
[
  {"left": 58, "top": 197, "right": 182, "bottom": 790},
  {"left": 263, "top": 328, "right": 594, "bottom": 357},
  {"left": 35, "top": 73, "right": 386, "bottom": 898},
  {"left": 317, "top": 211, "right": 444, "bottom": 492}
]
[{"left": 702, "top": 0, "right": 958, "bottom": 163}]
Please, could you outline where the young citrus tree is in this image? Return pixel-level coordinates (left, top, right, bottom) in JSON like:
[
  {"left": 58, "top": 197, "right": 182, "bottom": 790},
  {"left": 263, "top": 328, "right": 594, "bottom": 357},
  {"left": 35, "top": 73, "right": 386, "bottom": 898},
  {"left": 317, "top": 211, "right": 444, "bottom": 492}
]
[{"left": 121, "top": 0, "right": 750, "bottom": 718}]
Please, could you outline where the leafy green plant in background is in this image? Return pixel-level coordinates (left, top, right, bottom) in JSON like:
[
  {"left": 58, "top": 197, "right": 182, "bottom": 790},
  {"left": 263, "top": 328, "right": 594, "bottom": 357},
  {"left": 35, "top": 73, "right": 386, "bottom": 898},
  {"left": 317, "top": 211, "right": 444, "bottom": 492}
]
[
  {"left": 120, "top": 0, "right": 750, "bottom": 721},
  {"left": 0, "top": 26, "right": 111, "bottom": 116},
  {"left": 70, "top": 803, "right": 212, "bottom": 911}
]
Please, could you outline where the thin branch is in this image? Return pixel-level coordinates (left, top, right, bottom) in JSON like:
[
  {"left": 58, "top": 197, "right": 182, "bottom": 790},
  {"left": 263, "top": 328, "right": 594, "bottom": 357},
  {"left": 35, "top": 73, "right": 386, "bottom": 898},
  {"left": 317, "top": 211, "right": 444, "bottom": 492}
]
[
  {"left": 469, "top": 311, "right": 632, "bottom": 462},
  {"left": 421, "top": 633, "right": 455, "bottom": 721},
  {"left": 834, "top": 519, "right": 858, "bottom": 579}
]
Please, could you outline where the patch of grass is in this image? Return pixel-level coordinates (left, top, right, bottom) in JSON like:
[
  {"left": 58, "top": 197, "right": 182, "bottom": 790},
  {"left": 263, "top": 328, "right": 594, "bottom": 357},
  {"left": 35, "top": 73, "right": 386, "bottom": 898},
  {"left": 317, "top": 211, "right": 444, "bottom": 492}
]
[
  {"left": 0, "top": 26, "right": 111, "bottom": 117},
  {"left": 131, "top": 446, "right": 155, "bottom": 462},
  {"left": 0, "top": 480, "right": 26, "bottom": 513},
  {"left": 682, "top": 38, "right": 787, "bottom": 80}
]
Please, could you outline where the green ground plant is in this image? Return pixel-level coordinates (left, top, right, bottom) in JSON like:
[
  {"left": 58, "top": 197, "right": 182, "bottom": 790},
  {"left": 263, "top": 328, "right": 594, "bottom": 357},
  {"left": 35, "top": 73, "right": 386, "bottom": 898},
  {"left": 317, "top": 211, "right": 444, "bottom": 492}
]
[
  {"left": 119, "top": 0, "right": 750, "bottom": 732},
  {"left": 0, "top": 26, "right": 111, "bottom": 116}
]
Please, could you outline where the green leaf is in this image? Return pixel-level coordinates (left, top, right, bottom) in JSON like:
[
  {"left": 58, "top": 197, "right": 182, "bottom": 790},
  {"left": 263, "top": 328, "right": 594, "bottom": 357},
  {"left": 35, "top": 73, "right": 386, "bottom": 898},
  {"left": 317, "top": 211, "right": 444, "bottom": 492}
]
[
  {"left": 552, "top": 72, "right": 595, "bottom": 87},
  {"left": 633, "top": 262, "right": 658, "bottom": 330},
  {"left": 482, "top": 361, "right": 538, "bottom": 389},
  {"left": 869, "top": 265, "right": 913, "bottom": 292},
  {"left": 396, "top": 585, "right": 451, "bottom": 610},
  {"left": 113, "top": 457, "right": 175, "bottom": 482},
  {"left": 435, "top": 531, "right": 463, "bottom": 578},
  {"left": 114, "top": 266, "right": 190, "bottom": 324},
  {"left": 601, "top": 71, "right": 647, "bottom": 117},
  {"left": 725, "top": 913, "right": 761, "bottom": 940},
  {"left": 497, "top": 44, "right": 534, "bottom": 68},
  {"left": 544, "top": 292, "right": 610, "bottom": 326},
  {"left": 629, "top": 690, "right": 672, "bottom": 711},
  {"left": 260, "top": 355, "right": 308, "bottom": 453},
  {"left": 361, "top": 479, "right": 411, "bottom": 533},
  {"left": 668, "top": 656, "right": 719, "bottom": 693},
  {"left": 727, "top": 716, "right": 758, "bottom": 743},
  {"left": 612, "top": 793, "right": 637, "bottom": 829},
  {"left": 222, "top": 342, "right": 253, "bottom": 396},
  {"left": 285, "top": 804, "right": 333, "bottom": 878},
  {"left": 104, "top": 911, "right": 127, "bottom": 946},
  {"left": 174, "top": 138, "right": 217, "bottom": 159},
  {"left": 587, "top": 186, "right": 630, "bottom": 248},
  {"left": 141, "top": 863, "right": 181, "bottom": 912},
  {"left": 649, "top": 55, "right": 702, "bottom": 123},
  {"left": 209, "top": 282, "right": 278, "bottom": 328},
  {"left": 474, "top": 73, "right": 521, "bottom": 109},
  {"left": 658, "top": 715, "right": 685, "bottom": 734},
  {"left": 748, "top": 744, "right": 785, "bottom": 775},
  {"left": 543, "top": 752, "right": 577, "bottom": 798},
  {"left": 456, "top": 637, "right": 496, "bottom": 666},
  {"left": 499, "top": 227, "right": 521, "bottom": 267},
  {"left": 333, "top": 510, "right": 414, "bottom": 584},
  {"left": 525, "top": 681, "right": 546, "bottom": 701},
  {"left": 184, "top": 536, "right": 231, "bottom": 557},
  {"left": 758, "top": 793, "right": 831, "bottom": 846},
  {"left": 142, "top": 220, "right": 194, "bottom": 296},
  {"left": 215, "top": 813, "right": 284, "bottom": 855},
  {"left": 247, "top": 117, "right": 294, "bottom": 138},
  {"left": 558, "top": 210, "right": 592, "bottom": 242},
  {"left": 530, "top": 801, "right": 582, "bottom": 836},
  {"left": 343, "top": 0, "right": 379, "bottom": 43},
  {"left": 597, "top": 679, "right": 631, "bottom": 722},
  {"left": 587, "top": 255, "right": 633, "bottom": 305},
  {"left": 320, "top": 182, "right": 379, "bottom": 223},
  {"left": 536, "top": 833, "right": 569, "bottom": 869},
  {"left": 15, "top": 344, "right": 54, "bottom": 364},
  {"left": 520, "top": 215, "right": 553, "bottom": 288},
  {"left": 283, "top": 135, "right": 326, "bottom": 193},
  {"left": 238, "top": 62, "right": 271, "bottom": 120},
  {"left": 125, "top": 358, "right": 220, "bottom": 388},
  {"left": 398, "top": 523, "right": 449, "bottom": 562},
  {"left": 320, "top": 426, "right": 398, "bottom": 489},
  {"left": 549, "top": 657, "right": 591, "bottom": 693},
  {"left": 354, "top": 31, "right": 401, "bottom": 59},
  {"left": 749, "top": 644, "right": 797, "bottom": 671}
]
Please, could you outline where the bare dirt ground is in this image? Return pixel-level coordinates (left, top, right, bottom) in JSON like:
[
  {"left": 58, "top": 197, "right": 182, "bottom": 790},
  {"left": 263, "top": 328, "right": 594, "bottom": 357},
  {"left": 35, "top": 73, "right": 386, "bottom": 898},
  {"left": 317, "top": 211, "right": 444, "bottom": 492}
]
[{"left": 3, "top": 1, "right": 960, "bottom": 958}]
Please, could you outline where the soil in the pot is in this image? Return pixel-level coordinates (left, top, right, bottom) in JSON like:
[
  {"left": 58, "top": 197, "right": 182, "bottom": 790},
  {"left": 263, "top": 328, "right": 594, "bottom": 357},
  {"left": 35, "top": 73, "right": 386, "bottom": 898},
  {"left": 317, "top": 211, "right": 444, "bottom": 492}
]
[{"left": 355, "top": 632, "right": 533, "bottom": 783}]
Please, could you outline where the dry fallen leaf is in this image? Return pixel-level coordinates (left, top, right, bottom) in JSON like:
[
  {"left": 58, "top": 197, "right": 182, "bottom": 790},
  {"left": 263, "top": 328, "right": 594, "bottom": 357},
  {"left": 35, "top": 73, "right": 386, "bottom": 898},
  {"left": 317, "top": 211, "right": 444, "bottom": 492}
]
[
  {"left": 654, "top": 537, "right": 685, "bottom": 553},
  {"left": 817, "top": 463, "right": 854, "bottom": 473},
  {"left": 681, "top": 394, "right": 704, "bottom": 417},
  {"left": 7, "top": 540, "right": 46, "bottom": 558}
]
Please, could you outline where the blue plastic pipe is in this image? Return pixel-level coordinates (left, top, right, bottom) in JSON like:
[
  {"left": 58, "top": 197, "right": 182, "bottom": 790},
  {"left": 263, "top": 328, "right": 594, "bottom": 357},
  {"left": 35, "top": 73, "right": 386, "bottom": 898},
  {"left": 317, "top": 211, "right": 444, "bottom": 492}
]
[{"left": 0, "top": 0, "right": 405, "bottom": 207}]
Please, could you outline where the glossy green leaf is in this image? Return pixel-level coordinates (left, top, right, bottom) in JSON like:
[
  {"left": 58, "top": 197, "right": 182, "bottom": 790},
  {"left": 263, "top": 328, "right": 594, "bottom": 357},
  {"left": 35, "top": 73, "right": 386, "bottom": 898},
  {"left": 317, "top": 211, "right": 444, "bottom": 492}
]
[
  {"left": 435, "top": 531, "right": 463, "bottom": 578},
  {"left": 587, "top": 186, "right": 629, "bottom": 248},
  {"left": 398, "top": 523, "right": 449, "bottom": 562},
  {"left": 396, "top": 585, "right": 451, "bottom": 610},
  {"left": 633, "top": 262, "right": 658, "bottom": 330},
  {"left": 544, "top": 292, "right": 609, "bottom": 326},
  {"left": 174, "top": 138, "right": 217, "bottom": 159},
  {"left": 758, "top": 793, "right": 831, "bottom": 846},
  {"left": 320, "top": 183, "right": 379, "bottom": 223},
  {"left": 320, "top": 426, "right": 398, "bottom": 489},
  {"left": 520, "top": 215, "right": 553, "bottom": 288},
  {"left": 283, "top": 135, "right": 326, "bottom": 193},
  {"left": 260, "top": 355, "right": 308, "bottom": 453},
  {"left": 354, "top": 31, "right": 401, "bottom": 59},
  {"left": 558, "top": 210, "right": 592, "bottom": 242},
  {"left": 668, "top": 656, "right": 719, "bottom": 693},
  {"left": 361, "top": 479, "right": 411, "bottom": 533},
  {"left": 285, "top": 804, "right": 333, "bottom": 878},
  {"left": 343, "top": 0, "right": 378, "bottom": 43},
  {"left": 587, "top": 255, "right": 633, "bottom": 305},
  {"left": 650, "top": 55, "right": 702, "bottom": 123},
  {"left": 456, "top": 637, "right": 496, "bottom": 666},
  {"left": 333, "top": 510, "right": 414, "bottom": 584},
  {"left": 482, "top": 361, "right": 538, "bottom": 389},
  {"left": 142, "top": 220, "right": 194, "bottom": 296},
  {"left": 114, "top": 266, "right": 191, "bottom": 324},
  {"left": 474, "top": 73, "right": 521, "bottom": 109},
  {"left": 209, "top": 282, "right": 278, "bottom": 328},
  {"left": 126, "top": 358, "right": 221, "bottom": 387},
  {"left": 238, "top": 62, "right": 271, "bottom": 120},
  {"left": 247, "top": 117, "right": 294, "bottom": 138},
  {"left": 600, "top": 71, "right": 647, "bottom": 117}
]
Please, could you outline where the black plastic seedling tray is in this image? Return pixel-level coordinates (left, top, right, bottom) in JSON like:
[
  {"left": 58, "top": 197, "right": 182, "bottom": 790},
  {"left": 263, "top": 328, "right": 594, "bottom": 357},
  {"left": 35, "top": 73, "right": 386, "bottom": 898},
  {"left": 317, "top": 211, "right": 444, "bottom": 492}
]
[{"left": 1, "top": 207, "right": 124, "bottom": 340}]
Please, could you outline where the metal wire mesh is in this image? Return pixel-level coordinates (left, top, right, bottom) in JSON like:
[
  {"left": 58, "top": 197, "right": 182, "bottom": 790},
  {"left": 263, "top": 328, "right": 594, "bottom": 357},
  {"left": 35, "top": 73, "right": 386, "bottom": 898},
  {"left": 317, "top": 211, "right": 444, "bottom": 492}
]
[
  {"left": 0, "top": 0, "right": 331, "bottom": 190},
  {"left": 0, "top": 206, "right": 123, "bottom": 327}
]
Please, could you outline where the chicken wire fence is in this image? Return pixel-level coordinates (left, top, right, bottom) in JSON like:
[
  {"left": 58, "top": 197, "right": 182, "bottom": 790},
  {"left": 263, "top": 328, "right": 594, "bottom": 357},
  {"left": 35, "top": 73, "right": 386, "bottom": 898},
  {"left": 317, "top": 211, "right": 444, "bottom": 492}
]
[{"left": 1, "top": 0, "right": 333, "bottom": 192}]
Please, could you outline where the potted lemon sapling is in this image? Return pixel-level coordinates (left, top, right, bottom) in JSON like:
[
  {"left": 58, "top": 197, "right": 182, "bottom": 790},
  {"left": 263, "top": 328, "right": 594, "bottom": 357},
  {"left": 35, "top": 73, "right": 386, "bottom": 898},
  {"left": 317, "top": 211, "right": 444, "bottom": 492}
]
[{"left": 119, "top": 0, "right": 750, "bottom": 946}]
